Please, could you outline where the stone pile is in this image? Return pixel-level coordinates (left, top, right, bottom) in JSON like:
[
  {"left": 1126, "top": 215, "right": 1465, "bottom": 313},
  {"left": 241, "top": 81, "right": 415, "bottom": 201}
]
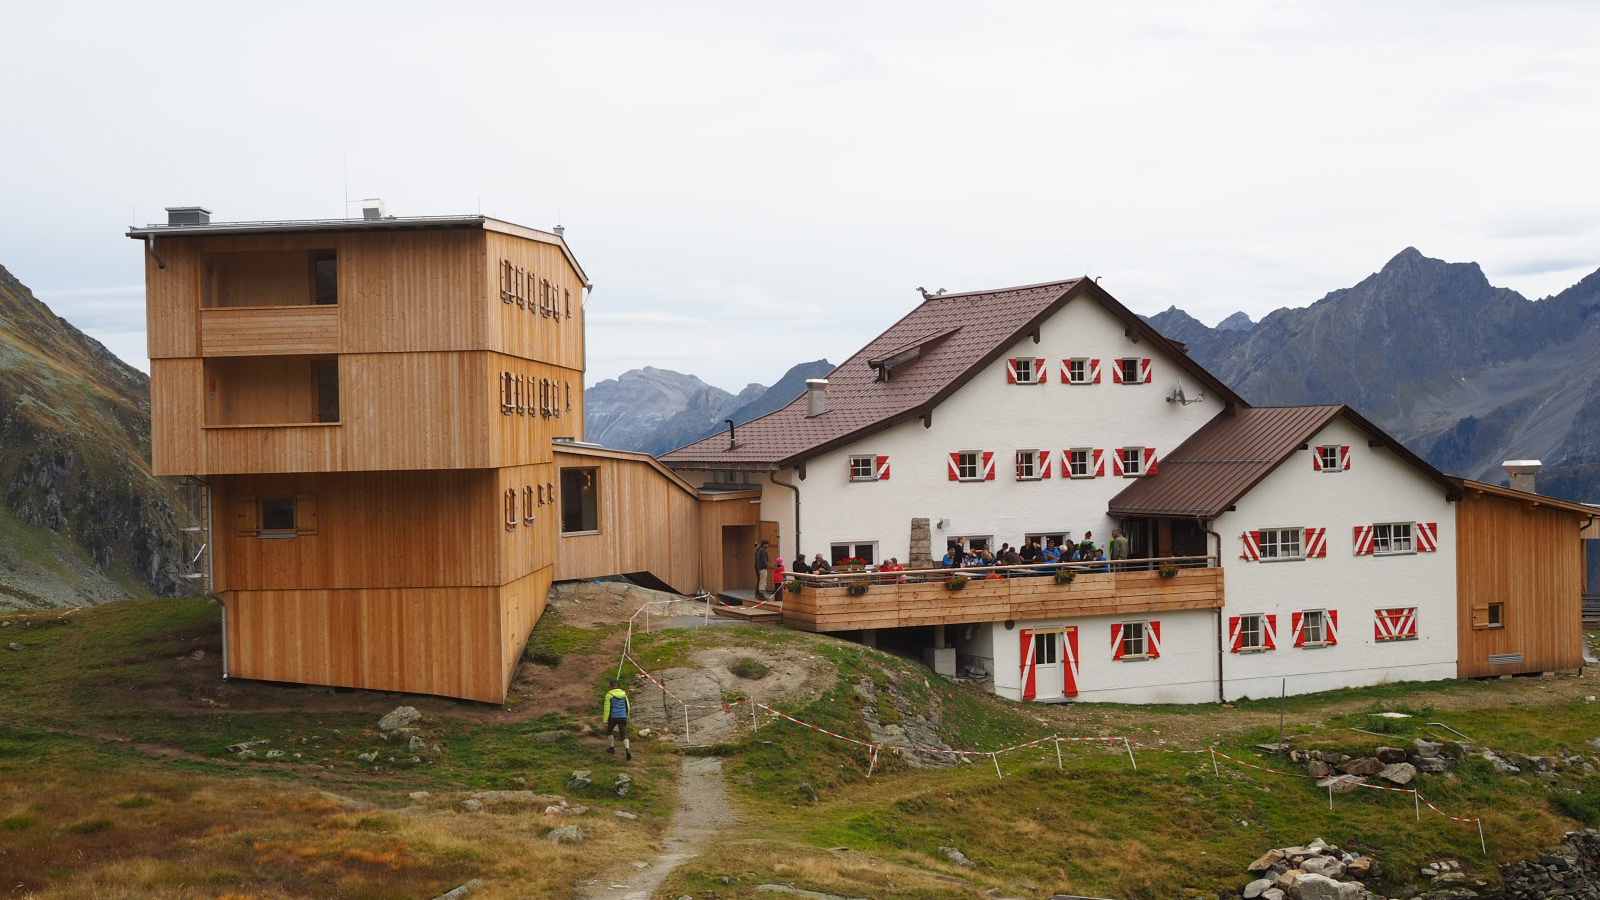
[
  {"left": 1286, "top": 739, "right": 1460, "bottom": 794},
  {"left": 1238, "top": 838, "right": 1378, "bottom": 900},
  {"left": 1497, "top": 830, "right": 1600, "bottom": 899}
]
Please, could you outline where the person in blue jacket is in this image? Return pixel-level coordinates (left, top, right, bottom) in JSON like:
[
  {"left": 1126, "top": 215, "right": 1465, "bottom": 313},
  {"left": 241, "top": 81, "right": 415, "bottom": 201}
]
[{"left": 601, "top": 677, "right": 632, "bottom": 761}]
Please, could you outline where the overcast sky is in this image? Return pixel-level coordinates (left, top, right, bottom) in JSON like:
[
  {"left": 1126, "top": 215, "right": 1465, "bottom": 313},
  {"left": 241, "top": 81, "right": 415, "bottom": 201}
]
[{"left": 4, "top": 2, "right": 1598, "bottom": 392}]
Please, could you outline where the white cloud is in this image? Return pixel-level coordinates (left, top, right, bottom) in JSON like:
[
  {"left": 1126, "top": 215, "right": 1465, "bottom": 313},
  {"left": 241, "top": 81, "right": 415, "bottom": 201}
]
[{"left": 2, "top": 1, "right": 1598, "bottom": 385}]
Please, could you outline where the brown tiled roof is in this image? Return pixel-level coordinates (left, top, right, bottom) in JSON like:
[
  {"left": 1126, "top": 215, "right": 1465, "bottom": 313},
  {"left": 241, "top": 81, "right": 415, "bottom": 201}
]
[
  {"left": 1108, "top": 405, "right": 1456, "bottom": 518},
  {"left": 661, "top": 279, "right": 1246, "bottom": 467}
]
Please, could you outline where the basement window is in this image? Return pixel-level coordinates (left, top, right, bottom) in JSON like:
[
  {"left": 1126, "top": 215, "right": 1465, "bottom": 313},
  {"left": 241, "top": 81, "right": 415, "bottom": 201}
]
[{"left": 561, "top": 467, "right": 600, "bottom": 534}]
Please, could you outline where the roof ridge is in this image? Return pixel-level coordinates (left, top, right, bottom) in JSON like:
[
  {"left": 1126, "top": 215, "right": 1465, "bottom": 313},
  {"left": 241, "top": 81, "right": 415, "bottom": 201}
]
[{"left": 921, "top": 277, "right": 1083, "bottom": 302}]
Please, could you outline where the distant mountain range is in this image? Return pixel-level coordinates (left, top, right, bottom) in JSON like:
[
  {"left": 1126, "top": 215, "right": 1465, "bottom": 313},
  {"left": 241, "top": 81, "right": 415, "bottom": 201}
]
[
  {"left": 0, "top": 263, "right": 188, "bottom": 609},
  {"left": 585, "top": 359, "right": 834, "bottom": 455},
  {"left": 1146, "top": 247, "right": 1600, "bottom": 502}
]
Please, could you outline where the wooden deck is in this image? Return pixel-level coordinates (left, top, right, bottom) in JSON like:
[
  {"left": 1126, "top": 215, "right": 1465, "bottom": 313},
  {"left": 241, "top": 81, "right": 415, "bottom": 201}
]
[{"left": 782, "top": 566, "right": 1225, "bottom": 632}]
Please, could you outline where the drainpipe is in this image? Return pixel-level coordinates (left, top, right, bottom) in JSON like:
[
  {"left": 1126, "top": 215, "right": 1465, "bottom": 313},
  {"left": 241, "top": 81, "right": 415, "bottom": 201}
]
[
  {"left": 1206, "top": 518, "right": 1224, "bottom": 703},
  {"left": 770, "top": 466, "right": 800, "bottom": 562}
]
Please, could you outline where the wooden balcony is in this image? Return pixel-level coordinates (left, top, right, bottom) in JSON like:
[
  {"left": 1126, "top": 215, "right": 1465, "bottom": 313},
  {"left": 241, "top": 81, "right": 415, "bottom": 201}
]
[
  {"left": 200, "top": 305, "right": 340, "bottom": 357},
  {"left": 782, "top": 557, "right": 1225, "bottom": 633}
]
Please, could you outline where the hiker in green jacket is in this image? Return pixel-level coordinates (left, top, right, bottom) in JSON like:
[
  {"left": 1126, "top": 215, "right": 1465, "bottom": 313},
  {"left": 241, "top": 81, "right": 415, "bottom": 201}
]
[{"left": 601, "top": 678, "right": 632, "bottom": 761}]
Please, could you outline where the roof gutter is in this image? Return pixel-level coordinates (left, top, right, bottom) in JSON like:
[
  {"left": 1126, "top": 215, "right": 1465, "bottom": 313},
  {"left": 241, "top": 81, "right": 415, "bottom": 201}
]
[{"left": 1206, "top": 519, "right": 1225, "bottom": 704}]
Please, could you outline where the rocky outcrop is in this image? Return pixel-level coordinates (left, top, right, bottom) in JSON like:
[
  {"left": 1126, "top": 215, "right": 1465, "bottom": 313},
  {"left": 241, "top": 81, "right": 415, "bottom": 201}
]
[{"left": 1497, "top": 830, "right": 1600, "bottom": 899}]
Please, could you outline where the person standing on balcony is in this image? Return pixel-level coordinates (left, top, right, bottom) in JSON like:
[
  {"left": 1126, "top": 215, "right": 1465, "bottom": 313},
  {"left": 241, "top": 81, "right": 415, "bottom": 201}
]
[
  {"left": 1109, "top": 529, "right": 1129, "bottom": 564},
  {"left": 754, "top": 540, "right": 771, "bottom": 600}
]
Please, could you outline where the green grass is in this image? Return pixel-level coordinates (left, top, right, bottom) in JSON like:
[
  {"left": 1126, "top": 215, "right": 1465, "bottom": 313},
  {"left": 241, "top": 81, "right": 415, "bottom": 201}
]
[
  {"left": 730, "top": 657, "right": 770, "bottom": 680},
  {"left": 522, "top": 608, "right": 612, "bottom": 666}
]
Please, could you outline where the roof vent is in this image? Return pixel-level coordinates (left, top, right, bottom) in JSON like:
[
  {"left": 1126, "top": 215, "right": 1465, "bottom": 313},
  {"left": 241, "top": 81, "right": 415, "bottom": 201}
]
[
  {"left": 553, "top": 225, "right": 565, "bottom": 237},
  {"left": 165, "top": 206, "right": 211, "bottom": 226},
  {"left": 1503, "top": 459, "right": 1542, "bottom": 494},
  {"left": 359, "top": 198, "right": 387, "bottom": 220},
  {"left": 805, "top": 379, "right": 829, "bottom": 417}
]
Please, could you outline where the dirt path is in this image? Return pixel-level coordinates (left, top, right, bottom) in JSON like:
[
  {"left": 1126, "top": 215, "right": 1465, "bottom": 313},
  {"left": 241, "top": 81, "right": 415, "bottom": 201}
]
[{"left": 579, "top": 755, "right": 733, "bottom": 900}]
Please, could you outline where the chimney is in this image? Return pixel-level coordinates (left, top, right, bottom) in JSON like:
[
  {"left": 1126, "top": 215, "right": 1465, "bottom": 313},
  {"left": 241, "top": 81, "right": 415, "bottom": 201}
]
[
  {"left": 553, "top": 225, "right": 565, "bottom": 237},
  {"left": 1503, "top": 459, "right": 1542, "bottom": 493},
  {"left": 359, "top": 198, "right": 387, "bottom": 220},
  {"left": 805, "top": 378, "right": 829, "bottom": 417},
  {"left": 165, "top": 206, "right": 211, "bottom": 226}
]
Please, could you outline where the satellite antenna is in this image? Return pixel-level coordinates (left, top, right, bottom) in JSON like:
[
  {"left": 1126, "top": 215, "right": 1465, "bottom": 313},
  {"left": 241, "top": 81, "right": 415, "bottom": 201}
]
[{"left": 1166, "top": 384, "right": 1205, "bottom": 406}]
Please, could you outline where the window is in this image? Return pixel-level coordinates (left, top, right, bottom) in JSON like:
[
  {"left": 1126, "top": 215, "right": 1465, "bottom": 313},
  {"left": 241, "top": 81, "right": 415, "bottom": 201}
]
[
  {"left": 1013, "top": 358, "right": 1035, "bottom": 384},
  {"left": 1014, "top": 449, "right": 1042, "bottom": 480},
  {"left": 1301, "top": 609, "right": 1328, "bottom": 645},
  {"left": 504, "top": 489, "right": 518, "bottom": 530},
  {"left": 1316, "top": 445, "right": 1341, "bottom": 471},
  {"left": 1372, "top": 522, "right": 1414, "bottom": 555},
  {"left": 1238, "top": 614, "right": 1265, "bottom": 651},
  {"left": 830, "top": 542, "right": 877, "bottom": 565},
  {"left": 1033, "top": 632, "right": 1058, "bottom": 665},
  {"left": 1065, "top": 358, "right": 1090, "bottom": 384},
  {"left": 1119, "top": 622, "right": 1147, "bottom": 658},
  {"left": 1487, "top": 603, "right": 1504, "bottom": 628},
  {"left": 849, "top": 455, "right": 877, "bottom": 481},
  {"left": 1026, "top": 531, "right": 1069, "bottom": 550},
  {"left": 560, "top": 467, "right": 599, "bottom": 533},
  {"left": 1259, "top": 527, "right": 1304, "bottom": 560},
  {"left": 1066, "top": 448, "right": 1092, "bottom": 478},
  {"left": 1118, "top": 447, "right": 1144, "bottom": 477},
  {"left": 1116, "top": 357, "right": 1141, "bottom": 383},
  {"left": 951, "top": 535, "right": 992, "bottom": 553},
  {"left": 313, "top": 358, "right": 340, "bottom": 423},
  {"left": 310, "top": 251, "right": 338, "bottom": 305},
  {"left": 956, "top": 451, "right": 979, "bottom": 480},
  {"left": 260, "top": 497, "right": 296, "bottom": 533}
]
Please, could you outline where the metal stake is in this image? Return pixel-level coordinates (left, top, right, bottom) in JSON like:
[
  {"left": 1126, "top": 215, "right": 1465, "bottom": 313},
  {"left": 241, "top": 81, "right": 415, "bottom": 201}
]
[
  {"left": 1210, "top": 747, "right": 1219, "bottom": 776},
  {"left": 1327, "top": 781, "right": 1333, "bottom": 810},
  {"left": 1054, "top": 738, "right": 1063, "bottom": 771},
  {"left": 1413, "top": 790, "right": 1421, "bottom": 822},
  {"left": 1278, "top": 677, "right": 1286, "bottom": 747},
  {"left": 1477, "top": 818, "right": 1487, "bottom": 856},
  {"left": 991, "top": 752, "right": 1003, "bottom": 779},
  {"left": 1124, "top": 737, "right": 1138, "bottom": 771}
]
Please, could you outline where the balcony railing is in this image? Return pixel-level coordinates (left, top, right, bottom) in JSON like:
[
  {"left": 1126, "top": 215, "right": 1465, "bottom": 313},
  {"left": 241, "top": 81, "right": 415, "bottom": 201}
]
[
  {"left": 781, "top": 555, "right": 1224, "bottom": 633},
  {"left": 200, "top": 305, "right": 340, "bottom": 357}
]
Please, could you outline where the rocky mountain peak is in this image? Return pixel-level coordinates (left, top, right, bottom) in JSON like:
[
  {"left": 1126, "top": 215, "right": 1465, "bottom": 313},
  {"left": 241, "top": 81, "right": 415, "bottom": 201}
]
[{"left": 1215, "top": 311, "right": 1254, "bottom": 333}]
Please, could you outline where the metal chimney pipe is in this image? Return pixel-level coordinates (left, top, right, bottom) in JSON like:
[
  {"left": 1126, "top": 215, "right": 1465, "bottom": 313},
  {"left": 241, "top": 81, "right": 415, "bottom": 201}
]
[{"left": 805, "top": 379, "right": 829, "bottom": 417}]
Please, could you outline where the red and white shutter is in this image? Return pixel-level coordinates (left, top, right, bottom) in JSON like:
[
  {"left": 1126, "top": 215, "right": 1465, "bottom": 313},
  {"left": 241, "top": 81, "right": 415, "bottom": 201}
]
[
  {"left": 1416, "top": 521, "right": 1439, "bottom": 552},
  {"left": 1340, "top": 445, "right": 1352, "bottom": 470},
  {"left": 1033, "top": 357, "right": 1047, "bottom": 383},
  {"left": 1352, "top": 525, "right": 1374, "bottom": 556},
  {"left": 1146, "top": 621, "right": 1162, "bottom": 659},
  {"left": 947, "top": 452, "right": 961, "bottom": 481},
  {"left": 1092, "top": 448, "right": 1105, "bottom": 477},
  {"left": 1038, "top": 450, "right": 1052, "bottom": 479},
  {"left": 1111, "top": 450, "right": 1124, "bottom": 477},
  {"left": 1305, "top": 527, "right": 1327, "bottom": 558},
  {"left": 1312, "top": 450, "right": 1324, "bottom": 472},
  {"left": 1228, "top": 616, "right": 1243, "bottom": 652},
  {"left": 1019, "top": 629, "right": 1037, "bottom": 700},
  {"left": 1374, "top": 607, "right": 1418, "bottom": 642},
  {"left": 1139, "top": 357, "right": 1153, "bottom": 383},
  {"left": 875, "top": 455, "right": 891, "bottom": 481},
  {"left": 1291, "top": 612, "right": 1306, "bottom": 648},
  {"left": 1110, "top": 623, "right": 1125, "bottom": 660},
  {"left": 1090, "top": 358, "right": 1102, "bottom": 384},
  {"left": 1111, "top": 359, "right": 1124, "bottom": 384},
  {"left": 1143, "top": 447, "right": 1160, "bottom": 476},
  {"left": 1062, "top": 627, "right": 1080, "bottom": 698},
  {"left": 1006, "top": 358, "right": 1019, "bottom": 384},
  {"left": 1263, "top": 614, "right": 1278, "bottom": 650},
  {"left": 1059, "top": 359, "right": 1071, "bottom": 383},
  {"left": 1326, "top": 610, "right": 1340, "bottom": 646},
  {"left": 1240, "top": 531, "right": 1262, "bottom": 561},
  {"left": 981, "top": 451, "right": 996, "bottom": 481}
]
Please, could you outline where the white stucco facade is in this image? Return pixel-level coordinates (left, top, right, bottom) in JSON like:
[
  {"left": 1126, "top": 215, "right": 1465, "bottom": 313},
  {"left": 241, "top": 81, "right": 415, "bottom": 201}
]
[
  {"left": 784, "top": 297, "right": 1224, "bottom": 565},
  {"left": 1213, "top": 417, "right": 1459, "bottom": 700}
]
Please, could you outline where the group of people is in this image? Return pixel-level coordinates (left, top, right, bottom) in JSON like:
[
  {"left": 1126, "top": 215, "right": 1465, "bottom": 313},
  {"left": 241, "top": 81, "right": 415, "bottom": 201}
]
[{"left": 941, "top": 529, "right": 1129, "bottom": 569}]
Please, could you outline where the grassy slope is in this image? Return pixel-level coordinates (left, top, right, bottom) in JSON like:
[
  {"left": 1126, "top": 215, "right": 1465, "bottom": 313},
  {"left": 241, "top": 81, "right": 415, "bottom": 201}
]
[
  {"left": 0, "top": 599, "right": 676, "bottom": 898},
  {"left": 630, "top": 628, "right": 1600, "bottom": 900}
]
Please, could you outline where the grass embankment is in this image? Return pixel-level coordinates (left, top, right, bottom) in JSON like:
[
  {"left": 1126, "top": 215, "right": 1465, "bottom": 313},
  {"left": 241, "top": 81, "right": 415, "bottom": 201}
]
[
  {"left": 628, "top": 627, "right": 1600, "bottom": 899},
  {"left": 0, "top": 599, "right": 670, "bottom": 898}
]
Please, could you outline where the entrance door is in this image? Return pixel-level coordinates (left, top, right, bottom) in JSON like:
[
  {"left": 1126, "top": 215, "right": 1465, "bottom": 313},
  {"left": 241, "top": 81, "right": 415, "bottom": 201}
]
[{"left": 1018, "top": 626, "right": 1079, "bottom": 700}]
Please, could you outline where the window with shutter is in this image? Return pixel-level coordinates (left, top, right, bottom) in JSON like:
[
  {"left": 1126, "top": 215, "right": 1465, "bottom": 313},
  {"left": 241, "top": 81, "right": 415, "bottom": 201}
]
[{"left": 849, "top": 455, "right": 876, "bottom": 481}]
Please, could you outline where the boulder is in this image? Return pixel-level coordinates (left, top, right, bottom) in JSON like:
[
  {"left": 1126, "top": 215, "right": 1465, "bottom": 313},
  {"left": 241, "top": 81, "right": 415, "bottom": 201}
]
[
  {"left": 1243, "top": 877, "right": 1274, "bottom": 898},
  {"left": 408, "top": 734, "right": 428, "bottom": 753},
  {"left": 939, "top": 846, "right": 975, "bottom": 867},
  {"left": 546, "top": 825, "right": 586, "bottom": 844},
  {"left": 1482, "top": 752, "right": 1520, "bottom": 774},
  {"left": 1376, "top": 746, "right": 1408, "bottom": 763},
  {"left": 614, "top": 810, "right": 639, "bottom": 821},
  {"left": 1344, "top": 856, "right": 1374, "bottom": 879},
  {"left": 1300, "top": 856, "right": 1344, "bottom": 879},
  {"left": 1338, "top": 757, "right": 1384, "bottom": 776},
  {"left": 459, "top": 798, "right": 482, "bottom": 813},
  {"left": 1274, "top": 869, "right": 1304, "bottom": 890},
  {"left": 1413, "top": 738, "right": 1443, "bottom": 758},
  {"left": 356, "top": 750, "right": 379, "bottom": 763},
  {"left": 1260, "top": 890, "right": 1284, "bottom": 900},
  {"left": 1292, "top": 873, "right": 1362, "bottom": 900},
  {"left": 1378, "top": 762, "right": 1418, "bottom": 785},
  {"left": 567, "top": 770, "right": 593, "bottom": 790},
  {"left": 1247, "top": 849, "right": 1286, "bottom": 873},
  {"left": 1306, "top": 760, "right": 1334, "bottom": 779},
  {"left": 378, "top": 706, "right": 422, "bottom": 733},
  {"left": 1316, "top": 774, "right": 1366, "bottom": 794},
  {"left": 470, "top": 791, "right": 566, "bottom": 808},
  {"left": 1415, "top": 756, "right": 1449, "bottom": 773}
]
